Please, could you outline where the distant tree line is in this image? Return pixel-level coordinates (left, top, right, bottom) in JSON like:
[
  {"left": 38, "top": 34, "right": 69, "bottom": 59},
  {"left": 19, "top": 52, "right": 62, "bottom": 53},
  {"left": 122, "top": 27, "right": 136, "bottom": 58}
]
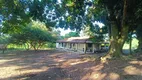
[{"left": 0, "top": 0, "right": 142, "bottom": 58}]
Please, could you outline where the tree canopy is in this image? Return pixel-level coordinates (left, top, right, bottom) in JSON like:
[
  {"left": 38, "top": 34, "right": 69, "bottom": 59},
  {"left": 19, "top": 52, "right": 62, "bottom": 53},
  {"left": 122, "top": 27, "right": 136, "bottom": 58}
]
[
  {"left": 0, "top": 0, "right": 142, "bottom": 57},
  {"left": 9, "top": 20, "right": 57, "bottom": 50},
  {"left": 64, "top": 32, "right": 80, "bottom": 38}
]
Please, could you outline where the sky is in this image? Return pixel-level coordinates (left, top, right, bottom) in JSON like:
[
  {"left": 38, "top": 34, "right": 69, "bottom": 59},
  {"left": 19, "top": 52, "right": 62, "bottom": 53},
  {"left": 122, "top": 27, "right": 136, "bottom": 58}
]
[{"left": 58, "top": 21, "right": 105, "bottom": 36}]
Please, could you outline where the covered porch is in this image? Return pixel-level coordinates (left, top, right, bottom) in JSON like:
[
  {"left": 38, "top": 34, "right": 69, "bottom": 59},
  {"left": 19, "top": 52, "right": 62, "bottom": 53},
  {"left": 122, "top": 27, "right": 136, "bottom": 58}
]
[
  {"left": 56, "top": 37, "right": 109, "bottom": 53},
  {"left": 56, "top": 42, "right": 109, "bottom": 53}
]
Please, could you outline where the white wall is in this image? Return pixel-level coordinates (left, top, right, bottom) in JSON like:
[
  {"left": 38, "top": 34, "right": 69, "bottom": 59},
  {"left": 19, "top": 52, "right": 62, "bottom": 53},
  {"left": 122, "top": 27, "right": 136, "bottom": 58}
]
[{"left": 56, "top": 43, "right": 59, "bottom": 48}]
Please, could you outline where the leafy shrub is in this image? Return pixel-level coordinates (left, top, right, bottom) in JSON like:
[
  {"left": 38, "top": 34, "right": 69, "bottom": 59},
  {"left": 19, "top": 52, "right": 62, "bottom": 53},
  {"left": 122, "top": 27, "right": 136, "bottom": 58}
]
[{"left": 10, "top": 24, "right": 56, "bottom": 50}]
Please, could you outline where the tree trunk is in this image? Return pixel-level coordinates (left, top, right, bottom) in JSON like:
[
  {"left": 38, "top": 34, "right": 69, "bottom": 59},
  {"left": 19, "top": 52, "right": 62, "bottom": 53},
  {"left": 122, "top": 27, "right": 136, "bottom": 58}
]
[
  {"left": 106, "top": 0, "right": 129, "bottom": 58},
  {"left": 129, "top": 32, "right": 132, "bottom": 54},
  {"left": 137, "top": 38, "right": 142, "bottom": 51},
  {"left": 109, "top": 40, "right": 122, "bottom": 57},
  {"left": 107, "top": 23, "right": 129, "bottom": 58},
  {"left": 108, "top": 25, "right": 121, "bottom": 57}
]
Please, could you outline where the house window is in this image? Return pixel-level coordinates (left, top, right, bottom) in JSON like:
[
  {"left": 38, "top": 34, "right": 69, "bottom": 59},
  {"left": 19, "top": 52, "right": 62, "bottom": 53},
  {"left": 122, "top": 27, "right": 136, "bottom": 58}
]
[
  {"left": 73, "top": 43, "right": 75, "bottom": 46},
  {"left": 61, "top": 43, "right": 63, "bottom": 47},
  {"left": 64, "top": 43, "right": 67, "bottom": 47},
  {"left": 88, "top": 43, "right": 92, "bottom": 47},
  {"left": 70, "top": 43, "right": 72, "bottom": 48}
]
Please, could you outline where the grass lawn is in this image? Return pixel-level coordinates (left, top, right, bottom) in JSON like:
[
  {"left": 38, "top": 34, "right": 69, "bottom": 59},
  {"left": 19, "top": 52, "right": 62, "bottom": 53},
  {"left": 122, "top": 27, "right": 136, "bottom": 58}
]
[{"left": 0, "top": 49, "right": 142, "bottom": 80}]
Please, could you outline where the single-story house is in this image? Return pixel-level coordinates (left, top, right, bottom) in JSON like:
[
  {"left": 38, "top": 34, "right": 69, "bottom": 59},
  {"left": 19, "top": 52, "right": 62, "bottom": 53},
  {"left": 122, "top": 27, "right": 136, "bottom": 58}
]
[{"left": 56, "top": 37, "right": 109, "bottom": 53}]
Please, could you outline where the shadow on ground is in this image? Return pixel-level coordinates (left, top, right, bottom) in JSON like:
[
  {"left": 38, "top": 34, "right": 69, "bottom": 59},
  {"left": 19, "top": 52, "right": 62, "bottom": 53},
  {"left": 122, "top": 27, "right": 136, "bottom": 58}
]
[{"left": 0, "top": 50, "right": 142, "bottom": 80}]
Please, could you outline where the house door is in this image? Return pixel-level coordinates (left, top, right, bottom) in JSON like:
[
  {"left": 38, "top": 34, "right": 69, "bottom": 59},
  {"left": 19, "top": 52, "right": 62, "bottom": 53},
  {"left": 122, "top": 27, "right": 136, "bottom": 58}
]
[{"left": 87, "top": 43, "right": 93, "bottom": 52}]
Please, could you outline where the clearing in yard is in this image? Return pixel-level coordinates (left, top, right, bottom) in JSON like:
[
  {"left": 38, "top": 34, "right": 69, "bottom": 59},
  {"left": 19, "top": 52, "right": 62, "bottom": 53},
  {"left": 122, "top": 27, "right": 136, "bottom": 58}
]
[{"left": 0, "top": 50, "right": 142, "bottom": 80}]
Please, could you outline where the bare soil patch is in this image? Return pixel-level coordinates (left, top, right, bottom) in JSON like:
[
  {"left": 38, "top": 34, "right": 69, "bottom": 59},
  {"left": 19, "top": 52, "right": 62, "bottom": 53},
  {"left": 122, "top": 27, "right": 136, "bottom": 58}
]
[{"left": 0, "top": 50, "right": 142, "bottom": 80}]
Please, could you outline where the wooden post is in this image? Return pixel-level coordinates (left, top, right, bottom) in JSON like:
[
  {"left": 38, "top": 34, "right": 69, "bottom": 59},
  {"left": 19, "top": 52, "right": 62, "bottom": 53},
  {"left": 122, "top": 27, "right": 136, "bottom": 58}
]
[
  {"left": 92, "top": 44, "right": 94, "bottom": 53},
  {"left": 67, "top": 43, "right": 69, "bottom": 49},
  {"left": 76, "top": 43, "right": 78, "bottom": 51},
  {"left": 84, "top": 43, "right": 87, "bottom": 54}
]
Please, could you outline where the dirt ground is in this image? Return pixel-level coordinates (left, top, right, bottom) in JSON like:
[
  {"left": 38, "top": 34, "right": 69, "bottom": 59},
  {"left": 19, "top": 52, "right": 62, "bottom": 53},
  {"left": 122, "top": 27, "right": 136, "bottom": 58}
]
[{"left": 0, "top": 49, "right": 142, "bottom": 80}]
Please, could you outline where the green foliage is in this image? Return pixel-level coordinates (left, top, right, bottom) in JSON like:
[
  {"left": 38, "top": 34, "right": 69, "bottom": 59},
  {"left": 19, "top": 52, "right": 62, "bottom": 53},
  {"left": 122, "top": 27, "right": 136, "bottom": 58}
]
[
  {"left": 89, "top": 35, "right": 104, "bottom": 43},
  {"left": 1, "top": 0, "right": 142, "bottom": 57},
  {"left": 64, "top": 32, "right": 79, "bottom": 38},
  {"left": 0, "top": 35, "right": 10, "bottom": 53},
  {"left": 0, "top": 35, "right": 10, "bottom": 44},
  {"left": 46, "top": 42, "right": 56, "bottom": 48},
  {"left": 0, "top": 0, "right": 30, "bottom": 29},
  {"left": 0, "top": 0, "right": 57, "bottom": 33},
  {"left": 135, "top": 25, "right": 142, "bottom": 51},
  {"left": 51, "top": 29, "right": 63, "bottom": 40},
  {"left": 9, "top": 21, "right": 57, "bottom": 50},
  {"left": 82, "top": 23, "right": 108, "bottom": 43},
  {"left": 136, "top": 25, "right": 142, "bottom": 38},
  {"left": 98, "top": 0, "right": 142, "bottom": 29},
  {"left": 94, "top": 0, "right": 142, "bottom": 57}
]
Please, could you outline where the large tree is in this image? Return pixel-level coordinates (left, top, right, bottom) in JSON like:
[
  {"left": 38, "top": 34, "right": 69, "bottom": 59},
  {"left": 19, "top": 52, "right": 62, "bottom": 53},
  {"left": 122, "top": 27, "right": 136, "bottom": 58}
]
[
  {"left": 58, "top": 0, "right": 142, "bottom": 57},
  {"left": 1, "top": 0, "right": 142, "bottom": 57},
  {"left": 9, "top": 20, "right": 56, "bottom": 50},
  {"left": 97, "top": 0, "right": 142, "bottom": 57}
]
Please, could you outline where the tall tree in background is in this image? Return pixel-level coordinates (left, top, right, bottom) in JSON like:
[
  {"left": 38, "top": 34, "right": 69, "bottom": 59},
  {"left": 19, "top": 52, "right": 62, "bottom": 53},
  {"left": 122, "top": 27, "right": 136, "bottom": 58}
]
[
  {"left": 1, "top": 0, "right": 142, "bottom": 57},
  {"left": 82, "top": 24, "right": 108, "bottom": 42},
  {"left": 64, "top": 32, "right": 80, "bottom": 38},
  {"left": 52, "top": 29, "right": 63, "bottom": 40},
  {"left": 9, "top": 20, "right": 57, "bottom": 50}
]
